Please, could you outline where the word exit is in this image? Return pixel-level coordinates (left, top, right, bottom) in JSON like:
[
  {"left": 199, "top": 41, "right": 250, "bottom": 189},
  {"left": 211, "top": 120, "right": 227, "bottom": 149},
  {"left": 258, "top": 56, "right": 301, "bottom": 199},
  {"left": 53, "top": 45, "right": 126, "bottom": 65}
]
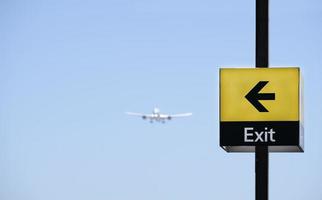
[{"left": 244, "top": 127, "right": 276, "bottom": 142}]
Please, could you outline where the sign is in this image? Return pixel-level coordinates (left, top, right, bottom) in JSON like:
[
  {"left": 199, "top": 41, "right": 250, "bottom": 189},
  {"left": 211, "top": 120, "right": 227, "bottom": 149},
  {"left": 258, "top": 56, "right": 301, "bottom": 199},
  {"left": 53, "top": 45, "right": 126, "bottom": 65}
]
[{"left": 219, "top": 67, "right": 303, "bottom": 152}]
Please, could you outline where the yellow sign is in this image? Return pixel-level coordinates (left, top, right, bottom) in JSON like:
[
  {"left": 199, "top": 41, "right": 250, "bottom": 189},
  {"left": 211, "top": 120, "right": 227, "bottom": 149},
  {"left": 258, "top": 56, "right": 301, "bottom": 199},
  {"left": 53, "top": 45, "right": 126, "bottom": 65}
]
[{"left": 220, "top": 67, "right": 300, "bottom": 122}]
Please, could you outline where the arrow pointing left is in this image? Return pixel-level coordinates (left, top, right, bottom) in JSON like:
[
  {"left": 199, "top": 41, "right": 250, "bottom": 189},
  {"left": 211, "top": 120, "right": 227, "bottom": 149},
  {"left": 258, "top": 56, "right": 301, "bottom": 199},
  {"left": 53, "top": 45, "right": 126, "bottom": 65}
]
[{"left": 245, "top": 81, "right": 275, "bottom": 112}]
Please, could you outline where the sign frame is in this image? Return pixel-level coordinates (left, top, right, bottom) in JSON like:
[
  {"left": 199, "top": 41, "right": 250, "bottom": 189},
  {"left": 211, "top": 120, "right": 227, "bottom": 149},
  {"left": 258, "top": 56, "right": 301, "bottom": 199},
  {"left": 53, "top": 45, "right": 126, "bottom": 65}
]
[{"left": 219, "top": 67, "right": 304, "bottom": 152}]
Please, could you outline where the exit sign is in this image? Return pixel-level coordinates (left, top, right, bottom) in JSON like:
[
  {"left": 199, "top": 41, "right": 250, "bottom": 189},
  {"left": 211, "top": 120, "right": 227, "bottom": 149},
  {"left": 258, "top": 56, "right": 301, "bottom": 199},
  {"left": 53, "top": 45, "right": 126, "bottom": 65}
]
[{"left": 219, "top": 67, "right": 304, "bottom": 152}]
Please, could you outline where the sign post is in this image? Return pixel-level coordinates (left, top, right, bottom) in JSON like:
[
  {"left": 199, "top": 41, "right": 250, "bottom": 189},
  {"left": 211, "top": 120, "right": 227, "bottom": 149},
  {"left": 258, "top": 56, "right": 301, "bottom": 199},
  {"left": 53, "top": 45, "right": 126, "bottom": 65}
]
[
  {"left": 219, "top": 0, "right": 304, "bottom": 200},
  {"left": 256, "top": 0, "right": 269, "bottom": 199}
]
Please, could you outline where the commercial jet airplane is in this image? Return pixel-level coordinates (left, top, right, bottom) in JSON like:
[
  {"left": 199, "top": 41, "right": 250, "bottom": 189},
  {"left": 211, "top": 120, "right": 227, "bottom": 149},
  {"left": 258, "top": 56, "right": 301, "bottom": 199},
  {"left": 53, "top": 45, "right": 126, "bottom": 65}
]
[{"left": 126, "top": 107, "right": 192, "bottom": 123}]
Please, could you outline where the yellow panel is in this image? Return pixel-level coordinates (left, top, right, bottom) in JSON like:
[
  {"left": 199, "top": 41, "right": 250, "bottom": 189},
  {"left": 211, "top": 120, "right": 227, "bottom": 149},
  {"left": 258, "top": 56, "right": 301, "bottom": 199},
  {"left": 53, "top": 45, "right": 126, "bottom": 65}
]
[{"left": 220, "top": 68, "right": 299, "bottom": 121}]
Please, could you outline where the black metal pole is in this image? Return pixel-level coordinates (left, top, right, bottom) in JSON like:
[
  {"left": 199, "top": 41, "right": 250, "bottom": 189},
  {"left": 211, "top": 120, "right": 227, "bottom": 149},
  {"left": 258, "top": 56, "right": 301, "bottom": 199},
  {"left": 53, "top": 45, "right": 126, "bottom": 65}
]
[
  {"left": 256, "top": 0, "right": 269, "bottom": 68},
  {"left": 255, "top": 146, "right": 268, "bottom": 200},
  {"left": 256, "top": 0, "right": 269, "bottom": 200}
]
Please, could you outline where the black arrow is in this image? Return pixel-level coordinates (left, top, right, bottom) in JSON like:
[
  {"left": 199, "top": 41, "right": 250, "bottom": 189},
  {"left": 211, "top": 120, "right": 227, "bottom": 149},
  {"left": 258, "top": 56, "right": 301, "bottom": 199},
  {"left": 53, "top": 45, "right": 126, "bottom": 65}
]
[{"left": 245, "top": 81, "right": 275, "bottom": 112}]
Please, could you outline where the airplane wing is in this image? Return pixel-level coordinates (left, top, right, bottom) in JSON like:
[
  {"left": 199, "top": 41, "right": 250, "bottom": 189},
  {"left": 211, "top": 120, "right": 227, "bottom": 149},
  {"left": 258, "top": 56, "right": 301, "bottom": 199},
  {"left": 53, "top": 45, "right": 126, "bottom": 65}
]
[
  {"left": 169, "top": 113, "right": 192, "bottom": 118},
  {"left": 125, "top": 112, "right": 145, "bottom": 116},
  {"left": 125, "top": 112, "right": 153, "bottom": 120}
]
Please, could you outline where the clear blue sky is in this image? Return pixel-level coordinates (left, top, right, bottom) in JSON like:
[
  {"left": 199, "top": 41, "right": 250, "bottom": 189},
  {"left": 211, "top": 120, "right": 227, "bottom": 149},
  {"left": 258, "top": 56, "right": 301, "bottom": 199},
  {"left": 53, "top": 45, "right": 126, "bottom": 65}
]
[{"left": 1, "top": 0, "right": 322, "bottom": 199}]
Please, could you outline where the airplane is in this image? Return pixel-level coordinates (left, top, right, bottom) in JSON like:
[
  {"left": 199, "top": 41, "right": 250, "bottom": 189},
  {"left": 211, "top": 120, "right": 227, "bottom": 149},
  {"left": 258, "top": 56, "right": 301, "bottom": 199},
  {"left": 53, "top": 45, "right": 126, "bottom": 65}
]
[{"left": 126, "top": 107, "right": 192, "bottom": 123}]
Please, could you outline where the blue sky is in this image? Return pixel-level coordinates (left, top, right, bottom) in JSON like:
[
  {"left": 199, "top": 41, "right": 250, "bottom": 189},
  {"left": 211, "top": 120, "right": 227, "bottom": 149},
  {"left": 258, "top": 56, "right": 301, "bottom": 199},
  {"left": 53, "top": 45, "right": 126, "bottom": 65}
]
[{"left": 1, "top": 0, "right": 322, "bottom": 199}]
